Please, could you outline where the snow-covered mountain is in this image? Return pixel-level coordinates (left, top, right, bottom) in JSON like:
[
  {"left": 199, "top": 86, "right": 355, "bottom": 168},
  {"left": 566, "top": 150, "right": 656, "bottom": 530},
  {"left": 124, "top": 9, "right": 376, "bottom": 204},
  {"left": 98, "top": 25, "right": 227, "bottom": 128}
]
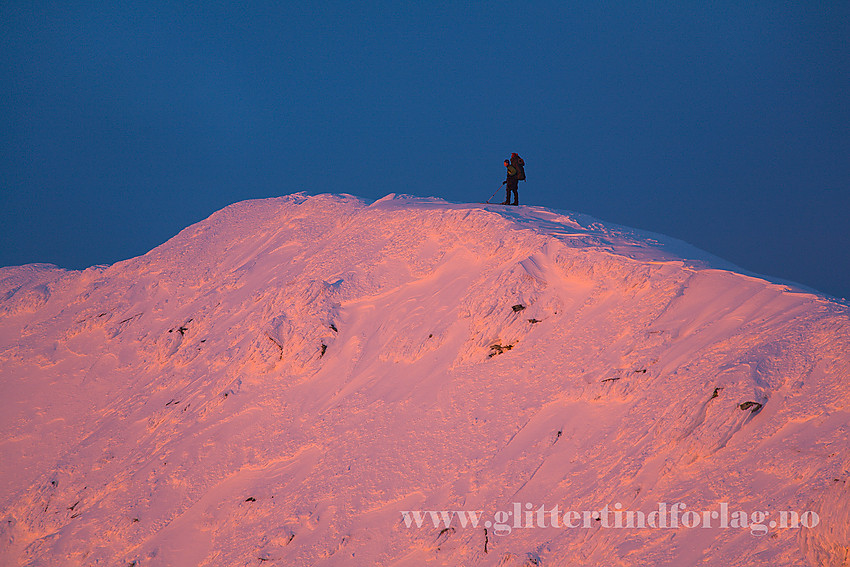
[{"left": 1, "top": 193, "right": 848, "bottom": 566}]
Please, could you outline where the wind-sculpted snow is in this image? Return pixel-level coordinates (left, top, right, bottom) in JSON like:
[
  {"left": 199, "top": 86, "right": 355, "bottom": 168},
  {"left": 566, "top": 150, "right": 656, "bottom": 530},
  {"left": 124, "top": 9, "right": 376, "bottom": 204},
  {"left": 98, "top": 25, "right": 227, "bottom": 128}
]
[{"left": 0, "top": 193, "right": 848, "bottom": 566}]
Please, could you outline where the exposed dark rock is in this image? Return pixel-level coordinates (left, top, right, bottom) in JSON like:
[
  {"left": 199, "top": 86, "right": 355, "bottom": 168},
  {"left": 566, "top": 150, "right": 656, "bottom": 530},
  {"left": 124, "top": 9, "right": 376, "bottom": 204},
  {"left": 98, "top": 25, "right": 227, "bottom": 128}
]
[{"left": 739, "top": 401, "right": 763, "bottom": 413}]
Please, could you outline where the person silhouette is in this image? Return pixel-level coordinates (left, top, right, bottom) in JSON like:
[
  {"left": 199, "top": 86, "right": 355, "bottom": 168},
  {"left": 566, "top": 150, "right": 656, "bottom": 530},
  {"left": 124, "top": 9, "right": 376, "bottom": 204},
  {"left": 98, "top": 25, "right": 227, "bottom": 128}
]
[{"left": 502, "top": 158, "right": 519, "bottom": 206}]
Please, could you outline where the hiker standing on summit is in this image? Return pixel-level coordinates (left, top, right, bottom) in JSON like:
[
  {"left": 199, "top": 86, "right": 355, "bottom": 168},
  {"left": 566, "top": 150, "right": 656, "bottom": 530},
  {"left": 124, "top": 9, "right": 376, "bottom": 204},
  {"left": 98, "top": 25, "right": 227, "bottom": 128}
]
[{"left": 501, "top": 153, "right": 525, "bottom": 206}]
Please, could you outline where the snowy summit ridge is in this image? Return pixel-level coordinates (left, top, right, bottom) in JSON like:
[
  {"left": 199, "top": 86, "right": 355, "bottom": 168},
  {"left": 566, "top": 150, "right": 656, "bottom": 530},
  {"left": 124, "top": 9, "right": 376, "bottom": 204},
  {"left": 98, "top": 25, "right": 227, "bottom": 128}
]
[{"left": 1, "top": 193, "right": 849, "bottom": 566}]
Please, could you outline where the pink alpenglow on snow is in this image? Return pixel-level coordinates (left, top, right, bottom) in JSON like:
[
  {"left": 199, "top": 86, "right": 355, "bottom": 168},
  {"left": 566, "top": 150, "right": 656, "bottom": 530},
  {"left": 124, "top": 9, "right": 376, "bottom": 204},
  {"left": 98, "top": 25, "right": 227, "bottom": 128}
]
[{"left": 0, "top": 193, "right": 848, "bottom": 566}]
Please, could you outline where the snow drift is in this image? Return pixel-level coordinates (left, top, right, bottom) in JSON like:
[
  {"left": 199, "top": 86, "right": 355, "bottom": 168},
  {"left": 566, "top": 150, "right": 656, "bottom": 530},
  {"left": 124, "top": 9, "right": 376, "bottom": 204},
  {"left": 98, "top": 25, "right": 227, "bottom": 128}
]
[{"left": 0, "top": 193, "right": 848, "bottom": 566}]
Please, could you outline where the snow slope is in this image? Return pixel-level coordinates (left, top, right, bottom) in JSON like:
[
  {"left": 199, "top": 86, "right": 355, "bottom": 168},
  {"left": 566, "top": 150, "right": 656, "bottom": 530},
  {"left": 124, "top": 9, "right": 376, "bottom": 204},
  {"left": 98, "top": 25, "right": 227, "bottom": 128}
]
[{"left": 0, "top": 193, "right": 848, "bottom": 566}]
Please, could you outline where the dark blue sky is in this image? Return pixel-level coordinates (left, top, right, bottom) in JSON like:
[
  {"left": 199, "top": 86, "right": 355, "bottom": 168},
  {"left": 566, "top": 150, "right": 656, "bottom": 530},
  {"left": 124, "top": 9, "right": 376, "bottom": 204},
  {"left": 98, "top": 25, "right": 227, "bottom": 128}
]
[{"left": 2, "top": 2, "right": 848, "bottom": 299}]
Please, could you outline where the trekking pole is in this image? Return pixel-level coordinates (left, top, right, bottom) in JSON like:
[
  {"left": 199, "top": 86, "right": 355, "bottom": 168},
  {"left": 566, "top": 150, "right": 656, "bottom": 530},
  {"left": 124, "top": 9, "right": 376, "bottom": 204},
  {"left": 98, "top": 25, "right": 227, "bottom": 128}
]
[{"left": 485, "top": 183, "right": 504, "bottom": 204}]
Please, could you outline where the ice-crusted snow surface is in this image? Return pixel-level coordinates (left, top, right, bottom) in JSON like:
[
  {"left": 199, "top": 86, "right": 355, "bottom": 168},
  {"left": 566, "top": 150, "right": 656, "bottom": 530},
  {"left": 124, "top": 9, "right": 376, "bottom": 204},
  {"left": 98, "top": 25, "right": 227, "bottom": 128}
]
[{"left": 1, "top": 193, "right": 848, "bottom": 566}]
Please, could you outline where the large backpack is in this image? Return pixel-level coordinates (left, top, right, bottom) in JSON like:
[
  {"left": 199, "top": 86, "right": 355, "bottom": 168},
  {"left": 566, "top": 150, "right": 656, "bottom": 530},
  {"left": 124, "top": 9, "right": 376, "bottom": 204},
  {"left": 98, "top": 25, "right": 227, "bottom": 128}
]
[{"left": 511, "top": 154, "right": 526, "bottom": 181}]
